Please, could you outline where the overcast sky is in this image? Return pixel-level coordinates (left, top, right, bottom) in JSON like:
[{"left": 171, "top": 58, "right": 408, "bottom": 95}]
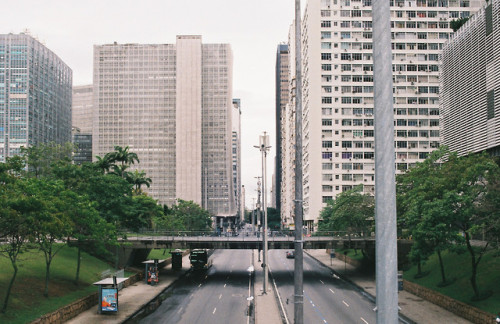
[{"left": 6, "top": 0, "right": 304, "bottom": 208}]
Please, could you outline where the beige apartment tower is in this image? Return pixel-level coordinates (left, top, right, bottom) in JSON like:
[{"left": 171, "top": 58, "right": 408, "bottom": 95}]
[
  {"left": 93, "top": 36, "right": 236, "bottom": 218},
  {"left": 279, "top": 0, "right": 484, "bottom": 231}
]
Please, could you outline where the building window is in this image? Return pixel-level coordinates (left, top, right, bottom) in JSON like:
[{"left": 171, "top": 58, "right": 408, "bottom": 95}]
[
  {"left": 321, "top": 20, "right": 332, "bottom": 28},
  {"left": 487, "top": 90, "right": 495, "bottom": 119}
]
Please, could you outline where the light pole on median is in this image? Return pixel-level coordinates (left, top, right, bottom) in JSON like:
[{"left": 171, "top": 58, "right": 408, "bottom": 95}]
[{"left": 254, "top": 132, "right": 270, "bottom": 294}]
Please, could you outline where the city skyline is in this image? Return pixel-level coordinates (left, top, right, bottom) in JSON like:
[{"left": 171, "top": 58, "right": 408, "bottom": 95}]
[{"left": 4, "top": 0, "right": 303, "bottom": 207}]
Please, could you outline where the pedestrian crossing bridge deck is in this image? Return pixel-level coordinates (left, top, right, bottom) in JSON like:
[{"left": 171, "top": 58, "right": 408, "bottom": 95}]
[{"left": 121, "top": 234, "right": 374, "bottom": 250}]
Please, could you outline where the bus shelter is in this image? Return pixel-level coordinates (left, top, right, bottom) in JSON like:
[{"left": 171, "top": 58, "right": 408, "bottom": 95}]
[{"left": 93, "top": 277, "right": 128, "bottom": 314}]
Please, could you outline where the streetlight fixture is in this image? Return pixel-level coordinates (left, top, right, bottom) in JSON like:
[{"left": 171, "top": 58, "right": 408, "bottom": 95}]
[{"left": 254, "top": 132, "right": 270, "bottom": 294}]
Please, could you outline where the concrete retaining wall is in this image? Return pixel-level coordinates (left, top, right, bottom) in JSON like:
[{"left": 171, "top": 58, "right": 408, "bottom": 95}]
[
  {"left": 30, "top": 272, "right": 143, "bottom": 324},
  {"left": 403, "top": 280, "right": 496, "bottom": 324}
]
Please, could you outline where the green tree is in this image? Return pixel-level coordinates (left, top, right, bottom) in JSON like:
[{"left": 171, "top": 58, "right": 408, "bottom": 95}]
[
  {"left": 398, "top": 147, "right": 500, "bottom": 297},
  {"left": 450, "top": 17, "right": 469, "bottom": 32},
  {"left": 163, "top": 200, "right": 212, "bottom": 232},
  {"left": 125, "top": 194, "right": 164, "bottom": 231},
  {"left": 319, "top": 186, "right": 374, "bottom": 253},
  {"left": 20, "top": 142, "right": 74, "bottom": 178},
  {"left": 0, "top": 167, "right": 39, "bottom": 312},
  {"left": 29, "top": 180, "right": 74, "bottom": 297},
  {"left": 126, "top": 169, "right": 152, "bottom": 194},
  {"left": 439, "top": 151, "right": 499, "bottom": 298}
]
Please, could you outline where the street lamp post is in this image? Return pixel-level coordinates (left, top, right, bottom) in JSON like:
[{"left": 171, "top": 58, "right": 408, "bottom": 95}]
[{"left": 254, "top": 132, "right": 270, "bottom": 294}]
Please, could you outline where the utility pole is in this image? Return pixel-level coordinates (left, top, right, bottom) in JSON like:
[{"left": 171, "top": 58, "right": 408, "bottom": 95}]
[
  {"left": 294, "top": 0, "right": 304, "bottom": 323},
  {"left": 373, "top": 0, "right": 398, "bottom": 322},
  {"left": 255, "top": 133, "right": 271, "bottom": 294}
]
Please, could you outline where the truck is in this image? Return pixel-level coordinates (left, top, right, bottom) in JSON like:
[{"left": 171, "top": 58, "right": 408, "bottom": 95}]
[{"left": 189, "top": 249, "right": 213, "bottom": 270}]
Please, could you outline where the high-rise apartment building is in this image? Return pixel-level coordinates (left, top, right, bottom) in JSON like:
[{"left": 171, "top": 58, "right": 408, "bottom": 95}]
[
  {"left": 72, "top": 85, "right": 93, "bottom": 134},
  {"left": 441, "top": 2, "right": 499, "bottom": 157},
  {"left": 0, "top": 33, "right": 72, "bottom": 162},
  {"left": 232, "top": 99, "right": 242, "bottom": 223},
  {"left": 280, "top": 0, "right": 483, "bottom": 231},
  {"left": 93, "top": 36, "right": 236, "bottom": 218}
]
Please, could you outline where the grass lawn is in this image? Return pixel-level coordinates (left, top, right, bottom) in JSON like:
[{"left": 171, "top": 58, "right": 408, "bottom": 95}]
[
  {"left": 147, "top": 248, "right": 175, "bottom": 260},
  {"left": 0, "top": 244, "right": 120, "bottom": 324},
  {"left": 403, "top": 248, "right": 500, "bottom": 314},
  {"left": 335, "top": 248, "right": 366, "bottom": 261}
]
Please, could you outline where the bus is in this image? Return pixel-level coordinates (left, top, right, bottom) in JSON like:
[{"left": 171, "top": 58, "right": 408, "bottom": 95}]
[{"left": 189, "top": 249, "right": 213, "bottom": 270}]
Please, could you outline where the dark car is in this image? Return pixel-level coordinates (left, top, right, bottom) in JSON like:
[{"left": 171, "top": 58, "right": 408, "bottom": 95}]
[{"left": 286, "top": 251, "right": 295, "bottom": 259}]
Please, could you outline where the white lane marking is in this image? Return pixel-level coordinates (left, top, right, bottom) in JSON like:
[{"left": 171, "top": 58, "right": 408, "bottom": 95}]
[
  {"left": 205, "top": 275, "right": 208, "bottom": 279},
  {"left": 224, "top": 283, "right": 227, "bottom": 288},
  {"left": 177, "top": 307, "right": 183, "bottom": 314},
  {"left": 219, "top": 294, "right": 222, "bottom": 300},
  {"left": 198, "top": 283, "right": 202, "bottom": 287},
  {"left": 361, "top": 317, "right": 369, "bottom": 324},
  {"left": 319, "top": 279, "right": 324, "bottom": 284},
  {"left": 342, "top": 300, "right": 350, "bottom": 307},
  {"left": 213, "top": 308, "right": 217, "bottom": 314},
  {"left": 329, "top": 288, "right": 335, "bottom": 294}
]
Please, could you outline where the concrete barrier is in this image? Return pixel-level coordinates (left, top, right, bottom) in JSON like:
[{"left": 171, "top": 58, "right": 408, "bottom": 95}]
[{"left": 403, "top": 280, "right": 496, "bottom": 324}]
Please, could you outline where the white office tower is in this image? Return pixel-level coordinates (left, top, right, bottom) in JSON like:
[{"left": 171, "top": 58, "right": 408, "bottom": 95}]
[
  {"left": 441, "top": 2, "right": 499, "bottom": 157},
  {"left": 289, "top": 0, "right": 483, "bottom": 231},
  {"left": 93, "top": 36, "right": 236, "bottom": 217}
]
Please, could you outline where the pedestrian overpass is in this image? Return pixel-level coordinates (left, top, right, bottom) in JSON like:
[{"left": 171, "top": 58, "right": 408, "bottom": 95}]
[{"left": 111, "top": 231, "right": 412, "bottom": 268}]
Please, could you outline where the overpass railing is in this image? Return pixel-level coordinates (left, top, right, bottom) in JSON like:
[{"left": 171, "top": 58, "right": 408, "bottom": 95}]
[{"left": 118, "top": 229, "right": 371, "bottom": 242}]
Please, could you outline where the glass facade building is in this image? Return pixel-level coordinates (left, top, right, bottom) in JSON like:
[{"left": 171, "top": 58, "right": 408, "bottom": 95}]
[{"left": 0, "top": 33, "right": 72, "bottom": 162}]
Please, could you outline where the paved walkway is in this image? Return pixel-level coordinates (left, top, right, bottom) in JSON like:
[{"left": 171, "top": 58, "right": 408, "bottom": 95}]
[
  {"left": 306, "top": 249, "right": 472, "bottom": 324},
  {"left": 66, "top": 255, "right": 191, "bottom": 324},
  {"left": 254, "top": 250, "right": 282, "bottom": 324}
]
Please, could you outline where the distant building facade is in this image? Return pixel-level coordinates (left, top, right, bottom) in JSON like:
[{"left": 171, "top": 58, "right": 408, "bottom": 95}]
[
  {"left": 0, "top": 33, "right": 72, "bottom": 162},
  {"left": 72, "top": 128, "right": 92, "bottom": 164},
  {"left": 72, "top": 85, "right": 93, "bottom": 134},
  {"left": 441, "top": 2, "right": 500, "bottom": 157},
  {"left": 275, "top": 43, "right": 289, "bottom": 224},
  {"left": 232, "top": 98, "right": 242, "bottom": 222},
  {"left": 93, "top": 36, "right": 236, "bottom": 217}
]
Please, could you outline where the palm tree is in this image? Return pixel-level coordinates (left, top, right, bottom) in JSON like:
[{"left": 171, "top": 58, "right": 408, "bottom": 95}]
[
  {"left": 126, "top": 170, "right": 152, "bottom": 194},
  {"left": 95, "top": 152, "right": 115, "bottom": 173},
  {"left": 112, "top": 146, "right": 139, "bottom": 167}
]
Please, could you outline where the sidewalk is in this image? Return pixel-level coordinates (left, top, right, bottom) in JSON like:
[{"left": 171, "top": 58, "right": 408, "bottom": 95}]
[
  {"left": 306, "top": 249, "right": 472, "bottom": 324},
  {"left": 254, "top": 250, "right": 283, "bottom": 324},
  {"left": 66, "top": 255, "right": 191, "bottom": 324}
]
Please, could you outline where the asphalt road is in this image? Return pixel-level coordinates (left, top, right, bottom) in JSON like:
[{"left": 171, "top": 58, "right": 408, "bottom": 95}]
[
  {"left": 140, "top": 249, "right": 254, "bottom": 324},
  {"left": 269, "top": 249, "right": 377, "bottom": 324}
]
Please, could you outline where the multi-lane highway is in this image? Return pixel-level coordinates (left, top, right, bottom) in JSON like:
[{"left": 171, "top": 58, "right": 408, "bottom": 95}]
[
  {"left": 140, "top": 249, "right": 254, "bottom": 324},
  {"left": 269, "top": 249, "right": 377, "bottom": 324}
]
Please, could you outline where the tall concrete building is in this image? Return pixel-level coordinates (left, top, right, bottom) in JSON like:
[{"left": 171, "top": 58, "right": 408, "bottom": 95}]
[
  {"left": 280, "top": 24, "right": 298, "bottom": 229},
  {"left": 93, "top": 36, "right": 236, "bottom": 219},
  {"left": 441, "top": 1, "right": 499, "bottom": 157},
  {"left": 0, "top": 33, "right": 72, "bottom": 162},
  {"left": 275, "top": 44, "right": 290, "bottom": 223},
  {"left": 280, "top": 0, "right": 483, "bottom": 231},
  {"left": 232, "top": 99, "right": 242, "bottom": 223}
]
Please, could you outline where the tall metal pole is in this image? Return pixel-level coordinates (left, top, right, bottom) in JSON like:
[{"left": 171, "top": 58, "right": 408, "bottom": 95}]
[
  {"left": 255, "top": 133, "right": 270, "bottom": 294},
  {"left": 294, "top": 0, "right": 304, "bottom": 323},
  {"left": 372, "top": 0, "right": 398, "bottom": 322}
]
